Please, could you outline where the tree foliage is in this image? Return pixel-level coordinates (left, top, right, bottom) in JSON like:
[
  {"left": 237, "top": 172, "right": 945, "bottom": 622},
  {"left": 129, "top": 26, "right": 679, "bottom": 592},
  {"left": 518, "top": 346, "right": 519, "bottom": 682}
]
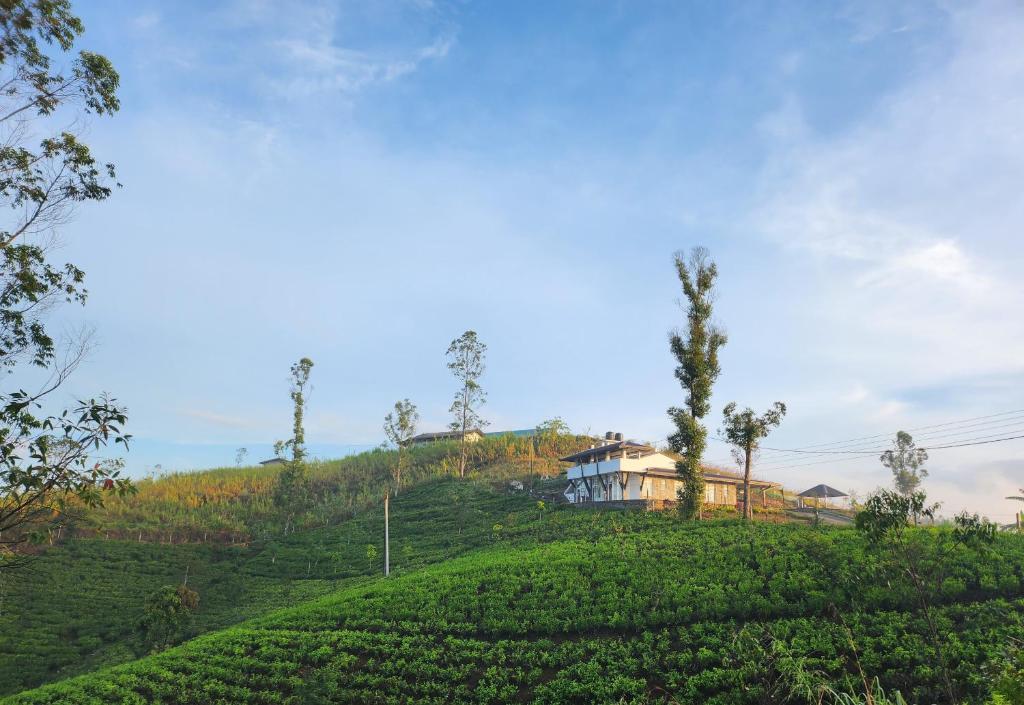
[
  {"left": 719, "top": 401, "right": 786, "bottom": 520},
  {"left": 535, "top": 417, "right": 569, "bottom": 440},
  {"left": 136, "top": 583, "right": 199, "bottom": 652},
  {"left": 383, "top": 398, "right": 418, "bottom": 495},
  {"left": 447, "top": 330, "right": 487, "bottom": 478},
  {"left": 667, "top": 247, "right": 726, "bottom": 519},
  {"left": 0, "top": 0, "right": 129, "bottom": 571},
  {"left": 880, "top": 431, "right": 928, "bottom": 497}
]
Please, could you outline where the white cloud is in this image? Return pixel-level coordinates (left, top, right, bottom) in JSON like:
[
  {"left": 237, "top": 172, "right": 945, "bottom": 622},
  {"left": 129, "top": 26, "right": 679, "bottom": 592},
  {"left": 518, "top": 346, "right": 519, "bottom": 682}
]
[
  {"left": 262, "top": 2, "right": 456, "bottom": 99},
  {"left": 181, "top": 409, "right": 254, "bottom": 429},
  {"left": 840, "top": 383, "right": 870, "bottom": 404},
  {"left": 132, "top": 12, "right": 160, "bottom": 30},
  {"left": 756, "top": 1, "right": 1024, "bottom": 382},
  {"left": 751, "top": 0, "right": 1024, "bottom": 515}
]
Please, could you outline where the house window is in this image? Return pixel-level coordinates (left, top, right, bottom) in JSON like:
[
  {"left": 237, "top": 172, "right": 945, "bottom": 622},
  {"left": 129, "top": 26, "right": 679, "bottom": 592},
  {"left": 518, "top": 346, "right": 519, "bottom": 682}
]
[{"left": 705, "top": 485, "right": 715, "bottom": 503}]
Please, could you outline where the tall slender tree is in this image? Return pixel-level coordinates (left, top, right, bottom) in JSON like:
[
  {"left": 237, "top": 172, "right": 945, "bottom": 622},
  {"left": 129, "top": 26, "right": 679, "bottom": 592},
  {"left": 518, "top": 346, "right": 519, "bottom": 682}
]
[
  {"left": 720, "top": 401, "right": 786, "bottom": 520},
  {"left": 273, "top": 357, "right": 313, "bottom": 525},
  {"left": 881, "top": 431, "right": 928, "bottom": 497},
  {"left": 446, "top": 330, "right": 487, "bottom": 478},
  {"left": 383, "top": 399, "right": 419, "bottom": 495},
  {"left": 667, "top": 247, "right": 727, "bottom": 519},
  {"left": 0, "top": 0, "right": 131, "bottom": 570}
]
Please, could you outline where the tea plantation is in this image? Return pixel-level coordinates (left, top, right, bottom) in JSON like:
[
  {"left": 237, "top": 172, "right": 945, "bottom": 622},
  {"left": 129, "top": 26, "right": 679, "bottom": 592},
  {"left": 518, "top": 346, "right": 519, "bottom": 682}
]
[{"left": 4, "top": 499, "right": 1024, "bottom": 704}]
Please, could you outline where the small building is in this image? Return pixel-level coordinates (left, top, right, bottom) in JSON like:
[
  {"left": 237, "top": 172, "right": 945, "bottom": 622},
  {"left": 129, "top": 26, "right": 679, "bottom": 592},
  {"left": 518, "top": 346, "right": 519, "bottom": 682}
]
[
  {"left": 561, "top": 433, "right": 775, "bottom": 508},
  {"left": 409, "top": 429, "right": 485, "bottom": 446},
  {"left": 259, "top": 458, "right": 286, "bottom": 466}
]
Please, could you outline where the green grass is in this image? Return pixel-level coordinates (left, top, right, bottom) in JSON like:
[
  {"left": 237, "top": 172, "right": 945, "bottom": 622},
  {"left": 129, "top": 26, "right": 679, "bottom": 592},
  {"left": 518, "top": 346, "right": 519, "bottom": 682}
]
[{"left": 4, "top": 502, "right": 1023, "bottom": 704}]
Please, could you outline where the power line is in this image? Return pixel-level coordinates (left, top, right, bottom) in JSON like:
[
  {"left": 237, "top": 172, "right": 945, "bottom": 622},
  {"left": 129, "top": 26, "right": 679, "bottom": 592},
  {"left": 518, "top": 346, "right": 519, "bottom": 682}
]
[
  {"left": 755, "top": 432, "right": 1024, "bottom": 473},
  {"left": 754, "top": 424, "right": 1024, "bottom": 469},
  {"left": 751, "top": 409, "right": 1024, "bottom": 457},
  {"left": 753, "top": 419, "right": 1024, "bottom": 457}
]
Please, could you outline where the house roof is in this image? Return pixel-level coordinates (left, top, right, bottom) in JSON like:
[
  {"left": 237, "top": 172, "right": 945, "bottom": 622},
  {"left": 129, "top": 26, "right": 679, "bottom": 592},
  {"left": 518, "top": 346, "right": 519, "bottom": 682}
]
[
  {"left": 559, "top": 441, "right": 654, "bottom": 464},
  {"left": 798, "top": 483, "right": 848, "bottom": 498},
  {"left": 640, "top": 467, "right": 775, "bottom": 488},
  {"left": 259, "top": 458, "right": 285, "bottom": 466},
  {"left": 410, "top": 429, "right": 484, "bottom": 442}
]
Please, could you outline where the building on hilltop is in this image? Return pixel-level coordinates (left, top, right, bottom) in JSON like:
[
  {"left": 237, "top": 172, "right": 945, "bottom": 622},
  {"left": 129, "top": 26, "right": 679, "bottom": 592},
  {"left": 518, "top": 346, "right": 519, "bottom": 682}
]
[
  {"left": 409, "top": 428, "right": 485, "bottom": 446},
  {"left": 561, "top": 431, "right": 777, "bottom": 509}
]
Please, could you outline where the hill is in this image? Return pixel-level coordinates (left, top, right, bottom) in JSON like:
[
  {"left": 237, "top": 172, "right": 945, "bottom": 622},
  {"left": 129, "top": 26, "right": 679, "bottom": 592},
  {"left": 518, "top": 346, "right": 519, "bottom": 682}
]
[
  {"left": 0, "top": 434, "right": 635, "bottom": 696},
  {"left": 4, "top": 499, "right": 1024, "bottom": 703},
  {"left": 0, "top": 476, "right": 571, "bottom": 695}
]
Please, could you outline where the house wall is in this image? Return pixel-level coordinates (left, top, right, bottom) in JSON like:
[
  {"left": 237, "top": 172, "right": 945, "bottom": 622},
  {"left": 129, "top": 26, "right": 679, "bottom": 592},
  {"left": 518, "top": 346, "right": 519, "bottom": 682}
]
[{"left": 566, "top": 471, "right": 747, "bottom": 507}]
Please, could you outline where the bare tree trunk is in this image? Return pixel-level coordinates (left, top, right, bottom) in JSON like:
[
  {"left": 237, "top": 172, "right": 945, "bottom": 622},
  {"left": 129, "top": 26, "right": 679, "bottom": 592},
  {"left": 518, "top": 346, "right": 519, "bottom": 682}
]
[
  {"left": 396, "top": 446, "right": 402, "bottom": 495},
  {"left": 743, "top": 445, "right": 753, "bottom": 521},
  {"left": 459, "top": 383, "right": 469, "bottom": 478},
  {"left": 384, "top": 493, "right": 390, "bottom": 577}
]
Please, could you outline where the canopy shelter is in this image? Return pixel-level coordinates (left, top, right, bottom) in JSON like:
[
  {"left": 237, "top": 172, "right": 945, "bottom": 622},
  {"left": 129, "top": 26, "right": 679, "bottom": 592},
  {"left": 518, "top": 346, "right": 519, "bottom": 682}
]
[
  {"left": 798, "top": 484, "right": 848, "bottom": 500},
  {"left": 797, "top": 484, "right": 848, "bottom": 518}
]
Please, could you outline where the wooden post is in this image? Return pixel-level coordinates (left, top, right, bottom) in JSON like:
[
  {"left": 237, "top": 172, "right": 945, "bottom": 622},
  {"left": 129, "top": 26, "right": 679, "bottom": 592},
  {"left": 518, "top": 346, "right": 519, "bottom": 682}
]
[{"left": 384, "top": 493, "right": 390, "bottom": 577}]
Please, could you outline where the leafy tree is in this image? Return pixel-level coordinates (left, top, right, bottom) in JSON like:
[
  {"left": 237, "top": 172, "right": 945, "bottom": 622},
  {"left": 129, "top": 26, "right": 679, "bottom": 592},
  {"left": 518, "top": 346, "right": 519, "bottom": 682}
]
[
  {"left": 719, "top": 401, "right": 786, "bottom": 520},
  {"left": 880, "top": 431, "right": 928, "bottom": 497},
  {"left": 137, "top": 584, "right": 199, "bottom": 652},
  {"left": 273, "top": 358, "right": 313, "bottom": 527},
  {"left": 0, "top": 0, "right": 130, "bottom": 570},
  {"left": 383, "top": 399, "right": 418, "bottom": 495},
  {"left": 535, "top": 417, "right": 569, "bottom": 440},
  {"left": 667, "top": 247, "right": 727, "bottom": 519},
  {"left": 446, "top": 330, "right": 487, "bottom": 478},
  {"left": 234, "top": 447, "right": 248, "bottom": 466}
]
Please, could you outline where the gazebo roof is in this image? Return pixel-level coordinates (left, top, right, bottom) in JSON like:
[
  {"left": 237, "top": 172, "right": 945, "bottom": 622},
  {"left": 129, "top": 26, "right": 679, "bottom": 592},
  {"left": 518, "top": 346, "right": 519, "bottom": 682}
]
[{"left": 798, "top": 483, "right": 848, "bottom": 499}]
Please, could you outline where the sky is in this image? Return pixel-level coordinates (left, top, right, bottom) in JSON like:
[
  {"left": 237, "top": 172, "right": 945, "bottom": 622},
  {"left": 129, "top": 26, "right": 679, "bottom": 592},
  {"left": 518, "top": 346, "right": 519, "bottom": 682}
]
[{"left": 27, "top": 0, "right": 1024, "bottom": 520}]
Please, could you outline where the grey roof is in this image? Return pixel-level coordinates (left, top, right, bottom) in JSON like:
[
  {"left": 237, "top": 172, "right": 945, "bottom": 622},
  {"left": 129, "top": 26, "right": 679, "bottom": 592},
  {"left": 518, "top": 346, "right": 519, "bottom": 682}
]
[
  {"left": 798, "top": 484, "right": 848, "bottom": 498},
  {"left": 259, "top": 458, "right": 286, "bottom": 466},
  {"left": 559, "top": 441, "right": 654, "bottom": 463}
]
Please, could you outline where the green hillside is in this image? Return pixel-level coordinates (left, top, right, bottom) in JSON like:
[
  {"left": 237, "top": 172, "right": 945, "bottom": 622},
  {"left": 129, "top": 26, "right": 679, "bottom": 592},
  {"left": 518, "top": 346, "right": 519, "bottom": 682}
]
[
  {"left": 0, "top": 476, "right": 574, "bottom": 696},
  {"left": 3, "top": 438, "right": 1022, "bottom": 704},
  {"left": 4, "top": 496, "right": 1024, "bottom": 704}
]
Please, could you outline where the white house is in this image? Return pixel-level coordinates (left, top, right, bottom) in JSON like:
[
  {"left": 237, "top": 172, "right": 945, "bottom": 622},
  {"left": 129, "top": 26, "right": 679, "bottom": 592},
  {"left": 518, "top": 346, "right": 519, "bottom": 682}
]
[{"left": 561, "top": 433, "right": 775, "bottom": 508}]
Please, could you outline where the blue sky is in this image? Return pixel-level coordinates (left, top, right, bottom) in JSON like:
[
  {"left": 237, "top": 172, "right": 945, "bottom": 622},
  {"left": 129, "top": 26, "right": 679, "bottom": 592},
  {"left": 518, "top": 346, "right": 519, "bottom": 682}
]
[{"left": 33, "top": 1, "right": 1024, "bottom": 518}]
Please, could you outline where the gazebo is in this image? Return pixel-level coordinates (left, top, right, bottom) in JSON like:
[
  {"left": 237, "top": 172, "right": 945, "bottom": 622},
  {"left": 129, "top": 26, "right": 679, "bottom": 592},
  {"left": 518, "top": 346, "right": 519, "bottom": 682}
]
[{"left": 797, "top": 484, "right": 848, "bottom": 512}]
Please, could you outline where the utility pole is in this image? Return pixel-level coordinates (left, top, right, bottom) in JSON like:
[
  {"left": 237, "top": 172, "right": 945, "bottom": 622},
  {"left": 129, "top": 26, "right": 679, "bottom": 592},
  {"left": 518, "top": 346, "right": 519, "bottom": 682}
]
[{"left": 384, "top": 493, "right": 390, "bottom": 577}]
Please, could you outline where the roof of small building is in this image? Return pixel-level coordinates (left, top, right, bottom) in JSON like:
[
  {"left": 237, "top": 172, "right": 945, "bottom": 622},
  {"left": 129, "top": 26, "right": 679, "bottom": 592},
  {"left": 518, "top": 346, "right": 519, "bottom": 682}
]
[
  {"left": 559, "top": 441, "right": 655, "bottom": 464},
  {"left": 259, "top": 458, "right": 286, "bottom": 466},
  {"left": 410, "top": 429, "right": 484, "bottom": 442},
  {"left": 798, "top": 483, "right": 848, "bottom": 498}
]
